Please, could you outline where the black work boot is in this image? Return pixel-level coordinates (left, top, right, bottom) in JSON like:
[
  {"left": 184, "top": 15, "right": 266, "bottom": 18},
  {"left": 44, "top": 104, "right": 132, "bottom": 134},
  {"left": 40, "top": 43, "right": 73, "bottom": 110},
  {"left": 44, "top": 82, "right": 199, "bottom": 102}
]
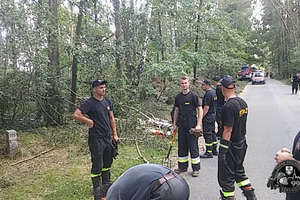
[
  {"left": 174, "top": 168, "right": 187, "bottom": 174},
  {"left": 93, "top": 185, "right": 105, "bottom": 200},
  {"left": 200, "top": 152, "right": 213, "bottom": 158},
  {"left": 242, "top": 188, "right": 257, "bottom": 200},
  {"left": 219, "top": 190, "right": 235, "bottom": 200},
  {"left": 213, "top": 144, "right": 219, "bottom": 156}
]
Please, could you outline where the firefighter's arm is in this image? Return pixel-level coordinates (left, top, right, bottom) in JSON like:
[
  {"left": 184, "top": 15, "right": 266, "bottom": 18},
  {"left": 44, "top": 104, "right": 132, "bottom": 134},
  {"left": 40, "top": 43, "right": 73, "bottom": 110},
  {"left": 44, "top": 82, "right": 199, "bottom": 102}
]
[
  {"left": 73, "top": 109, "right": 94, "bottom": 128},
  {"left": 195, "top": 106, "right": 203, "bottom": 129},
  {"left": 203, "top": 105, "right": 209, "bottom": 117},
  {"left": 222, "top": 125, "right": 232, "bottom": 141},
  {"left": 173, "top": 107, "right": 179, "bottom": 131},
  {"left": 109, "top": 111, "right": 119, "bottom": 142}
]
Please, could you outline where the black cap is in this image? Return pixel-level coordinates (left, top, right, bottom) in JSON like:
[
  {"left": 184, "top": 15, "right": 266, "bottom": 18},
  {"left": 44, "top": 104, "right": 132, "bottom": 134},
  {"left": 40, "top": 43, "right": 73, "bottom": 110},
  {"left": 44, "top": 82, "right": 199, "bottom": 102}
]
[
  {"left": 91, "top": 80, "right": 107, "bottom": 88},
  {"left": 212, "top": 76, "right": 221, "bottom": 82},
  {"left": 201, "top": 79, "right": 211, "bottom": 85},
  {"left": 221, "top": 75, "right": 236, "bottom": 89}
]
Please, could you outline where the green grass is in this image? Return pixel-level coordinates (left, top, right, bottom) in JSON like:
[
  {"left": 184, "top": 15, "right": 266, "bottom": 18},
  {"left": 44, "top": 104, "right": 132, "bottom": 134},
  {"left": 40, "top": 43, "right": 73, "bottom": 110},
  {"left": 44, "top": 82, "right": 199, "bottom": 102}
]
[{"left": 0, "top": 130, "right": 173, "bottom": 200}]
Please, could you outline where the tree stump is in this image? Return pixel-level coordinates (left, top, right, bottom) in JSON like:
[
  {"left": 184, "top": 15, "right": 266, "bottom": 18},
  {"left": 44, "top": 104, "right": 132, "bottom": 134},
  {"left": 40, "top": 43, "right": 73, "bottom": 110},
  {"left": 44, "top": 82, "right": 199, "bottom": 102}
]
[{"left": 6, "top": 130, "right": 19, "bottom": 158}]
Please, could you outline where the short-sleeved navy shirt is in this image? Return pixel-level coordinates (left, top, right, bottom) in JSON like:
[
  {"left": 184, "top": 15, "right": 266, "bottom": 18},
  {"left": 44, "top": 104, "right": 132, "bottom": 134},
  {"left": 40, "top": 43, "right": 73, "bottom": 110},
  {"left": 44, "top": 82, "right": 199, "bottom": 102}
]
[
  {"left": 79, "top": 97, "right": 113, "bottom": 138},
  {"left": 286, "top": 131, "right": 300, "bottom": 200},
  {"left": 106, "top": 164, "right": 172, "bottom": 200},
  {"left": 174, "top": 91, "right": 200, "bottom": 128},
  {"left": 221, "top": 97, "right": 247, "bottom": 143},
  {"left": 202, "top": 89, "right": 217, "bottom": 122},
  {"left": 216, "top": 85, "right": 225, "bottom": 108}
]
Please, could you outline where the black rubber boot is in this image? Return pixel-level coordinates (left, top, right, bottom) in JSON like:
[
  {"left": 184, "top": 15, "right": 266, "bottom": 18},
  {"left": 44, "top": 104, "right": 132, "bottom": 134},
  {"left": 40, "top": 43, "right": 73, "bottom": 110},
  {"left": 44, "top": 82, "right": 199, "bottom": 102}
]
[
  {"left": 219, "top": 190, "right": 235, "bottom": 200},
  {"left": 93, "top": 185, "right": 105, "bottom": 200},
  {"left": 242, "top": 189, "right": 257, "bottom": 200},
  {"left": 200, "top": 152, "right": 213, "bottom": 158}
]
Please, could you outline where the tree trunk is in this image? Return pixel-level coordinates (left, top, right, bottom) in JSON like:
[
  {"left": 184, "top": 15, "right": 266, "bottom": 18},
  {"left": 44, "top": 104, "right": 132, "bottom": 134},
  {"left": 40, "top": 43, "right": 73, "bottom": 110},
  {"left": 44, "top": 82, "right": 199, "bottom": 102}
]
[
  {"left": 112, "top": 0, "right": 122, "bottom": 71},
  {"left": 70, "top": 0, "right": 84, "bottom": 112},
  {"left": 47, "top": 0, "right": 63, "bottom": 125},
  {"left": 136, "top": 0, "right": 153, "bottom": 85}
]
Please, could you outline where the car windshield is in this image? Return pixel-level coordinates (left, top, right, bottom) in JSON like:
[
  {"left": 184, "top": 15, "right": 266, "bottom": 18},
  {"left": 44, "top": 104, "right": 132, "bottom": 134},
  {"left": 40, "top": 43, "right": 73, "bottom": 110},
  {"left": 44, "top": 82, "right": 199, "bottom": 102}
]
[
  {"left": 254, "top": 73, "right": 263, "bottom": 77},
  {"left": 241, "top": 67, "right": 249, "bottom": 71}
]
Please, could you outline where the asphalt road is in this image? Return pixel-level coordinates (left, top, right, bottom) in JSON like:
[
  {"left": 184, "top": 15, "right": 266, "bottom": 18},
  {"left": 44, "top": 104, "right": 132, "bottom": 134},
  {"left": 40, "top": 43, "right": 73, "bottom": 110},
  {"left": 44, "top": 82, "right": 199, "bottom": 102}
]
[{"left": 183, "top": 78, "right": 300, "bottom": 200}]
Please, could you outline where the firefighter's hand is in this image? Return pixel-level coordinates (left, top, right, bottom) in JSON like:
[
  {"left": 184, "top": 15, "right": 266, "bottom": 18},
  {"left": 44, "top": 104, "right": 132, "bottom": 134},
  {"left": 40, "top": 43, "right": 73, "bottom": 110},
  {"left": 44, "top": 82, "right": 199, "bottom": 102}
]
[
  {"left": 112, "top": 134, "right": 119, "bottom": 142},
  {"left": 173, "top": 125, "right": 178, "bottom": 133},
  {"left": 87, "top": 119, "right": 94, "bottom": 128},
  {"left": 194, "top": 124, "right": 202, "bottom": 132},
  {"left": 275, "top": 151, "right": 293, "bottom": 164}
]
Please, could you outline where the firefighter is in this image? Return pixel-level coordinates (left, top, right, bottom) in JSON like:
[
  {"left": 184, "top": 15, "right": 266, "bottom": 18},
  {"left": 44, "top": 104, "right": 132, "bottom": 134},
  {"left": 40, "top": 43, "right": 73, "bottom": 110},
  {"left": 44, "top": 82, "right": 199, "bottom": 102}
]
[
  {"left": 73, "top": 80, "right": 119, "bottom": 200},
  {"left": 173, "top": 76, "right": 203, "bottom": 177},
  {"left": 106, "top": 164, "right": 190, "bottom": 200},
  {"left": 200, "top": 79, "right": 218, "bottom": 158},
  {"left": 291, "top": 74, "right": 299, "bottom": 95},
  {"left": 212, "top": 76, "right": 225, "bottom": 139},
  {"left": 268, "top": 130, "right": 300, "bottom": 200},
  {"left": 218, "top": 75, "right": 257, "bottom": 200}
]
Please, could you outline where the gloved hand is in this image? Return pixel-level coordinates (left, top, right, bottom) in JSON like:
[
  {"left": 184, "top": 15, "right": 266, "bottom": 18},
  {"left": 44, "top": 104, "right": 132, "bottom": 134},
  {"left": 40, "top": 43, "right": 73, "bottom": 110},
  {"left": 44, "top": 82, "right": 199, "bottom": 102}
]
[
  {"left": 267, "top": 165, "right": 280, "bottom": 190},
  {"left": 267, "top": 176, "right": 278, "bottom": 190},
  {"left": 111, "top": 140, "right": 119, "bottom": 159}
]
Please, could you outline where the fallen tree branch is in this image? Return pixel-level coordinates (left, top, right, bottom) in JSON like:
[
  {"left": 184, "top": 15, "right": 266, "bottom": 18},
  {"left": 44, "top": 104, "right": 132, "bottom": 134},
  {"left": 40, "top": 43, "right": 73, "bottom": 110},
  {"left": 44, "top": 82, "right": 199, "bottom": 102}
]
[
  {"left": 11, "top": 147, "right": 56, "bottom": 166},
  {"left": 135, "top": 140, "right": 149, "bottom": 164},
  {"left": 123, "top": 105, "right": 152, "bottom": 120}
]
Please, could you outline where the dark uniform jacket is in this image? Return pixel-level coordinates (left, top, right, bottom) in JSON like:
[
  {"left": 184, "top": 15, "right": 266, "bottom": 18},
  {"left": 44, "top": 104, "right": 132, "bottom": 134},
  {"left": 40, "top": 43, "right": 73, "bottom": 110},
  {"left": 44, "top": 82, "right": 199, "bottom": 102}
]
[{"left": 286, "top": 131, "right": 300, "bottom": 200}]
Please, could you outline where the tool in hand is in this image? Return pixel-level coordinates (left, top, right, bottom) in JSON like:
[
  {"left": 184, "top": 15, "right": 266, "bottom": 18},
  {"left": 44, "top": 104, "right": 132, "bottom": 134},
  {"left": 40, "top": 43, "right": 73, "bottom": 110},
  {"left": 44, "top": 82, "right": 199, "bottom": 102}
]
[{"left": 162, "top": 129, "right": 177, "bottom": 168}]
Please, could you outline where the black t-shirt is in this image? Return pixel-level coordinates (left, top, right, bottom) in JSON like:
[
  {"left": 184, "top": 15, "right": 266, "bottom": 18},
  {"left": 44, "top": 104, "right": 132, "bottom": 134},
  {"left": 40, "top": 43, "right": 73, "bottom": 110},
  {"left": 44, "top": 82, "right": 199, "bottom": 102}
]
[
  {"left": 174, "top": 91, "right": 200, "bottom": 128},
  {"left": 79, "top": 97, "right": 113, "bottom": 138},
  {"left": 216, "top": 85, "right": 225, "bottom": 109},
  {"left": 202, "top": 89, "right": 217, "bottom": 122},
  {"left": 106, "top": 164, "right": 172, "bottom": 200},
  {"left": 221, "top": 97, "right": 247, "bottom": 143}
]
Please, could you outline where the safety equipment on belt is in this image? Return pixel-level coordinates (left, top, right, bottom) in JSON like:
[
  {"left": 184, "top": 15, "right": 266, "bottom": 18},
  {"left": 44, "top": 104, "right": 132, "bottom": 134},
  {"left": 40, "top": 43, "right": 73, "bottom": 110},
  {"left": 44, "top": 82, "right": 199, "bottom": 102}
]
[{"left": 111, "top": 140, "right": 119, "bottom": 159}]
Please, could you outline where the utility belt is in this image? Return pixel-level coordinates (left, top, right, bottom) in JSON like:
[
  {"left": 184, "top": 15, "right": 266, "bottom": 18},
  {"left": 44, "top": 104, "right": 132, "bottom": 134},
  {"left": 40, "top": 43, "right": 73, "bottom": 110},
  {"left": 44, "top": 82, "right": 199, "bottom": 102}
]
[{"left": 152, "top": 171, "right": 176, "bottom": 192}]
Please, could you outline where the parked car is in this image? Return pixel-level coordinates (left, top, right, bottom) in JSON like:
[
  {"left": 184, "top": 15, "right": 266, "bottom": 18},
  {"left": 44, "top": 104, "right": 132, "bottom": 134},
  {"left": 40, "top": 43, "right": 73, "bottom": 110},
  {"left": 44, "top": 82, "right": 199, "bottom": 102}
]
[
  {"left": 237, "top": 65, "right": 257, "bottom": 81},
  {"left": 251, "top": 71, "right": 265, "bottom": 84}
]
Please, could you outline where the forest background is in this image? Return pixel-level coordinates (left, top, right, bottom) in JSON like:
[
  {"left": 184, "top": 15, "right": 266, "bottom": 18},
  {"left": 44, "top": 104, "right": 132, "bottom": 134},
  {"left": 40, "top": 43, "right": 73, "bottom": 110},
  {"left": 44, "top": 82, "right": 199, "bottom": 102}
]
[{"left": 1, "top": 0, "right": 300, "bottom": 199}]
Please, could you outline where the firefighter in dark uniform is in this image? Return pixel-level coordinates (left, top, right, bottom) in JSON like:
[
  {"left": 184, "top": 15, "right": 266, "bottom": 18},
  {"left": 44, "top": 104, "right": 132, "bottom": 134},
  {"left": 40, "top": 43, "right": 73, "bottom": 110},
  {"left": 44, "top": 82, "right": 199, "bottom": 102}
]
[
  {"left": 73, "top": 80, "right": 119, "bottom": 200},
  {"left": 213, "top": 76, "right": 225, "bottom": 139},
  {"left": 173, "top": 76, "right": 203, "bottom": 177},
  {"left": 291, "top": 74, "right": 299, "bottom": 95},
  {"left": 270, "top": 131, "right": 300, "bottom": 200},
  {"left": 218, "top": 75, "right": 257, "bottom": 200},
  {"left": 200, "top": 79, "right": 218, "bottom": 158},
  {"left": 106, "top": 164, "right": 190, "bottom": 200}
]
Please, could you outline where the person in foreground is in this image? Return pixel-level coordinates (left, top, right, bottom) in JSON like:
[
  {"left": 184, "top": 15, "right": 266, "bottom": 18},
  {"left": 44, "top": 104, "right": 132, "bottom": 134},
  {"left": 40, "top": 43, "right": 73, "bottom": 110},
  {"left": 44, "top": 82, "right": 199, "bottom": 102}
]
[
  {"left": 218, "top": 75, "right": 257, "bottom": 200},
  {"left": 106, "top": 163, "right": 190, "bottom": 200},
  {"left": 269, "top": 131, "right": 300, "bottom": 200}
]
